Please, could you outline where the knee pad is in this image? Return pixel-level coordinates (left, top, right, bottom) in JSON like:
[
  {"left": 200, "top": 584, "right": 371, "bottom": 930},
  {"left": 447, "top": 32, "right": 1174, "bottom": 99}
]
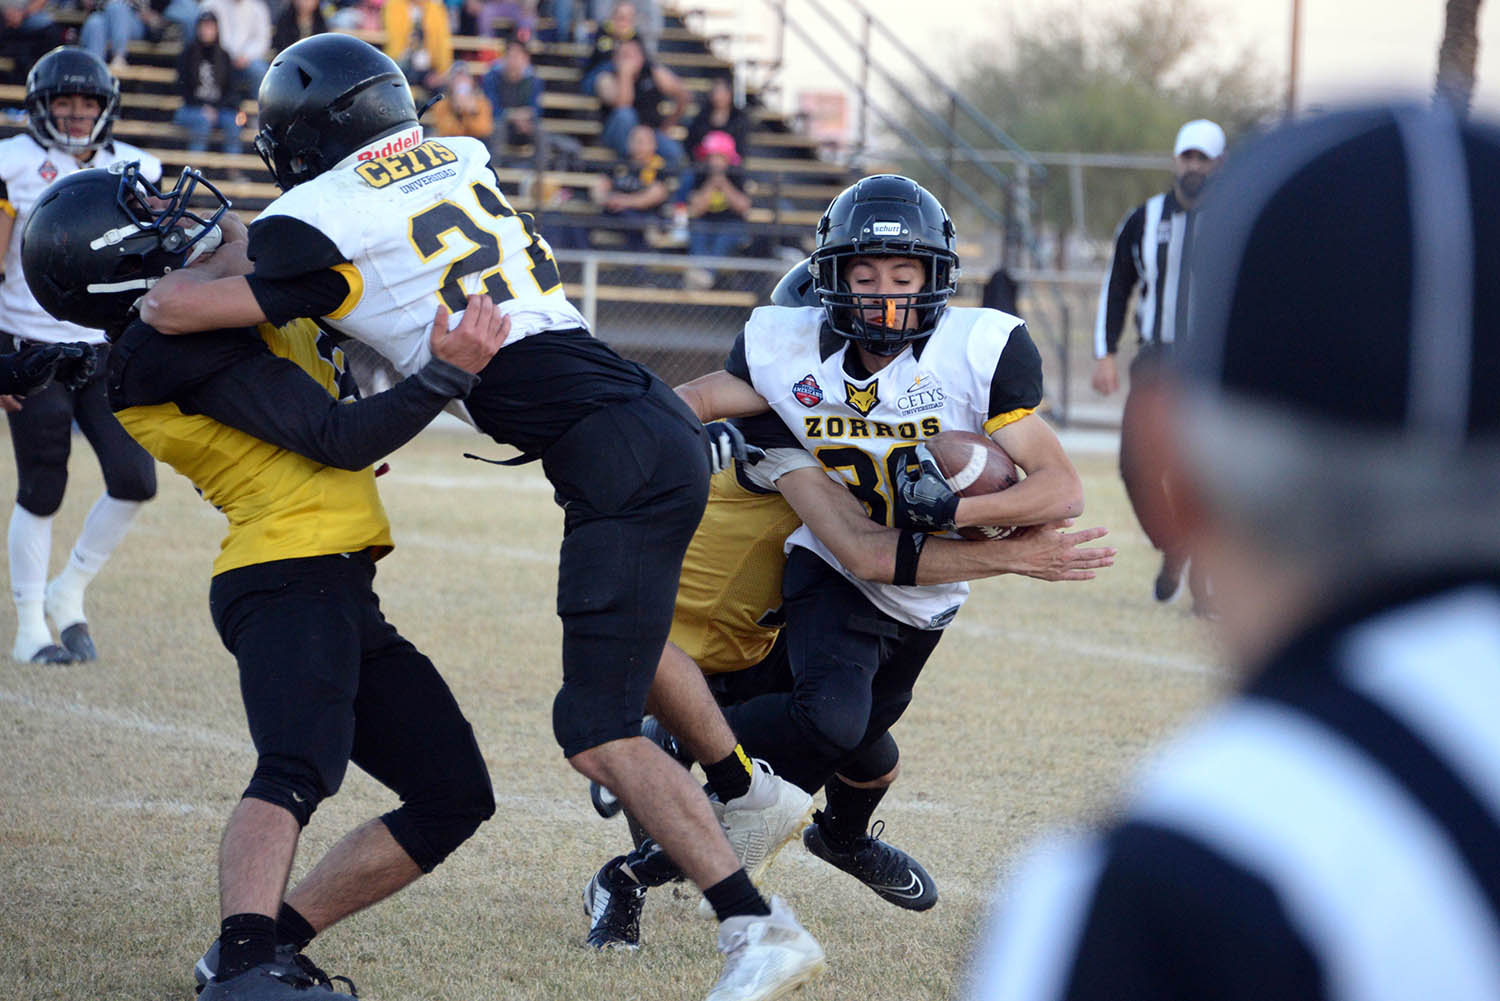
[
  {"left": 788, "top": 692, "right": 870, "bottom": 761},
  {"left": 243, "top": 755, "right": 333, "bottom": 827},
  {"left": 105, "top": 467, "right": 157, "bottom": 503},
  {"left": 380, "top": 767, "right": 496, "bottom": 873},
  {"left": 840, "top": 732, "right": 900, "bottom": 784},
  {"left": 16, "top": 467, "right": 67, "bottom": 517}
]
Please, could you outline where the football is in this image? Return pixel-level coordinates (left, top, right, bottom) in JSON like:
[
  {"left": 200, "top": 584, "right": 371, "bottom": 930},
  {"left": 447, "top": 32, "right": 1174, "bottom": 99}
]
[{"left": 923, "top": 430, "right": 1022, "bottom": 541}]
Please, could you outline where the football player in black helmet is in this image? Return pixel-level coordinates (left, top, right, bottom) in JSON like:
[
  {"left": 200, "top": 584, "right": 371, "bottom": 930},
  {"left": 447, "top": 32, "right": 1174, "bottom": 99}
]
[
  {"left": 23, "top": 163, "right": 510, "bottom": 1001},
  {"left": 0, "top": 47, "right": 162, "bottom": 665},
  {"left": 22, "top": 163, "right": 230, "bottom": 334},
  {"left": 254, "top": 32, "right": 420, "bottom": 191},
  {"left": 809, "top": 174, "right": 959, "bottom": 356},
  {"left": 24, "top": 46, "right": 121, "bottom": 156}
]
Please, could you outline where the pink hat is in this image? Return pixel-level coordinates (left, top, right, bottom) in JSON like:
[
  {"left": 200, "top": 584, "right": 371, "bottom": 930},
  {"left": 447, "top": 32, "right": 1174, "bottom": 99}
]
[{"left": 696, "top": 129, "right": 741, "bottom": 165}]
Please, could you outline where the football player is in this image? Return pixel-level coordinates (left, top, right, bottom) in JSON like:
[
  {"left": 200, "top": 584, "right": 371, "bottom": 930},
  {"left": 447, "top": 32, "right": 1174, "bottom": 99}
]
[
  {"left": 22, "top": 164, "right": 508, "bottom": 1001},
  {"left": 0, "top": 47, "right": 163, "bottom": 663},
  {"left": 671, "top": 175, "right": 1084, "bottom": 913},
  {"left": 136, "top": 33, "right": 825, "bottom": 1001},
  {"left": 583, "top": 261, "right": 1114, "bottom": 948}
]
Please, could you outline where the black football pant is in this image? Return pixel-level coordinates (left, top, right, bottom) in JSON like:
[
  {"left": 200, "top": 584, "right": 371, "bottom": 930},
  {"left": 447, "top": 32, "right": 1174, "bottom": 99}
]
[
  {"left": 3, "top": 338, "right": 156, "bottom": 516},
  {"left": 209, "top": 552, "right": 495, "bottom": 872},
  {"left": 723, "top": 546, "right": 943, "bottom": 793}
]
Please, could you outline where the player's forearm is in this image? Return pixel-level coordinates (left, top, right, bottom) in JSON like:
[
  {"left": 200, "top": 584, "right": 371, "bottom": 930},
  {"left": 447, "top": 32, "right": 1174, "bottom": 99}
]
[
  {"left": 954, "top": 466, "right": 1083, "bottom": 528},
  {"left": 675, "top": 369, "right": 769, "bottom": 421},
  {"left": 139, "top": 273, "right": 267, "bottom": 334}
]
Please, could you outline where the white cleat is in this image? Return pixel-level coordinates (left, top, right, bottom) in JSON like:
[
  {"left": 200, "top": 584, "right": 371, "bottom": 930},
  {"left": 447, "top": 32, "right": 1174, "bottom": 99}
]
[
  {"left": 722, "top": 761, "right": 814, "bottom": 885},
  {"left": 705, "top": 896, "right": 826, "bottom": 1001}
]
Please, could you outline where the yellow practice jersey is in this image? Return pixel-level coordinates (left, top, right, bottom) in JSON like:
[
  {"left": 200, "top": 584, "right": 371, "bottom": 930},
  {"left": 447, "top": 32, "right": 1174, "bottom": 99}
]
[
  {"left": 114, "top": 319, "right": 394, "bottom": 576},
  {"left": 669, "top": 466, "right": 803, "bottom": 674}
]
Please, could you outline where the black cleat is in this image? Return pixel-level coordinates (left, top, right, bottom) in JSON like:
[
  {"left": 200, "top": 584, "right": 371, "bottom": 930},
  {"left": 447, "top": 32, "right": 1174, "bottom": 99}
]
[
  {"left": 1153, "top": 552, "right": 1187, "bottom": 602},
  {"left": 195, "top": 943, "right": 354, "bottom": 996},
  {"left": 23, "top": 643, "right": 76, "bottom": 665},
  {"left": 583, "top": 859, "right": 646, "bottom": 950},
  {"left": 59, "top": 623, "right": 97, "bottom": 661},
  {"left": 802, "top": 814, "right": 938, "bottom": 911},
  {"left": 197, "top": 955, "right": 356, "bottom": 998}
]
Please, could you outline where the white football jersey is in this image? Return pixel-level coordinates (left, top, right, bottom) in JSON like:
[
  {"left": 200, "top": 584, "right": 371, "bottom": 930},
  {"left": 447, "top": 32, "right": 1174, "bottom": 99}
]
[
  {"left": 252, "top": 132, "right": 587, "bottom": 379},
  {"left": 738, "top": 304, "right": 1041, "bottom": 629},
  {"left": 0, "top": 135, "right": 162, "bottom": 343}
]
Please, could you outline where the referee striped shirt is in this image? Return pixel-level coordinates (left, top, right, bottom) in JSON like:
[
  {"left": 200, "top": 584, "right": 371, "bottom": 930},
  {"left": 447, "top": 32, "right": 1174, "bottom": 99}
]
[
  {"left": 1094, "top": 191, "right": 1196, "bottom": 358},
  {"left": 967, "top": 580, "right": 1500, "bottom": 1001}
]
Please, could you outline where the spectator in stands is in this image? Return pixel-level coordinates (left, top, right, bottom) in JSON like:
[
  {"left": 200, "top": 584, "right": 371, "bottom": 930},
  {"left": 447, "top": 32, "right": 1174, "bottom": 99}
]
[
  {"left": 432, "top": 62, "right": 495, "bottom": 146},
  {"left": 579, "top": 0, "right": 635, "bottom": 96},
  {"left": 327, "top": 0, "right": 381, "bottom": 33},
  {"left": 681, "top": 130, "right": 750, "bottom": 289},
  {"left": 592, "top": 121, "right": 672, "bottom": 251},
  {"left": 0, "top": 0, "right": 57, "bottom": 84},
  {"left": 383, "top": 0, "right": 453, "bottom": 88},
  {"left": 463, "top": 0, "right": 535, "bottom": 42},
  {"left": 82, "top": 0, "right": 198, "bottom": 70},
  {"left": 172, "top": 10, "right": 243, "bottom": 158},
  {"left": 270, "top": 0, "right": 325, "bottom": 53},
  {"left": 684, "top": 73, "right": 749, "bottom": 165},
  {"left": 202, "top": 0, "right": 269, "bottom": 96},
  {"left": 596, "top": 36, "right": 685, "bottom": 164},
  {"left": 482, "top": 38, "right": 541, "bottom": 153},
  {"left": 588, "top": 0, "right": 658, "bottom": 52}
]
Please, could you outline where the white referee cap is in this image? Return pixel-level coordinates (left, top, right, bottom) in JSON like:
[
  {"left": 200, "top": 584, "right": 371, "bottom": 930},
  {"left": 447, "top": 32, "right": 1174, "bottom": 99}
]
[{"left": 1174, "top": 119, "right": 1226, "bottom": 159}]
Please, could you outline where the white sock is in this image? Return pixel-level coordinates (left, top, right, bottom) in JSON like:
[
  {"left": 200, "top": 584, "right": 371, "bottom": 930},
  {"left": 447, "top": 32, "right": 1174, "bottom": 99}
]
[
  {"left": 46, "top": 495, "right": 142, "bottom": 629},
  {"left": 9, "top": 505, "right": 55, "bottom": 659}
]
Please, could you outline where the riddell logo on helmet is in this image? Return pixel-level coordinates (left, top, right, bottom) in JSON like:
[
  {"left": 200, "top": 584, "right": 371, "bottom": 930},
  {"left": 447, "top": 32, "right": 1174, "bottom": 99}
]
[{"left": 354, "top": 126, "right": 424, "bottom": 162}]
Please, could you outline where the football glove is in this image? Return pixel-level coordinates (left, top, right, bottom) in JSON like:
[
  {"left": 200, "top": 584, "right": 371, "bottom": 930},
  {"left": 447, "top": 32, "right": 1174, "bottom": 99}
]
[
  {"left": 703, "top": 421, "right": 765, "bottom": 474},
  {"left": 51, "top": 343, "right": 98, "bottom": 391},
  {"left": 895, "top": 442, "right": 960, "bottom": 532},
  {"left": 0, "top": 343, "right": 65, "bottom": 396}
]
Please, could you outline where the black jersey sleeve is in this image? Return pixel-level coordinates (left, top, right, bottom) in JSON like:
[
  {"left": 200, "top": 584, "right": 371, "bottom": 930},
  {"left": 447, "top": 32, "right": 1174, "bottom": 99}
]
[
  {"left": 110, "top": 321, "right": 479, "bottom": 471},
  {"left": 724, "top": 332, "right": 750, "bottom": 382},
  {"left": 1100, "top": 205, "right": 1146, "bottom": 355},
  {"left": 731, "top": 410, "right": 800, "bottom": 450},
  {"left": 988, "top": 322, "right": 1044, "bottom": 420},
  {"left": 1054, "top": 822, "right": 1327, "bottom": 1001},
  {"left": 245, "top": 215, "right": 354, "bottom": 325}
]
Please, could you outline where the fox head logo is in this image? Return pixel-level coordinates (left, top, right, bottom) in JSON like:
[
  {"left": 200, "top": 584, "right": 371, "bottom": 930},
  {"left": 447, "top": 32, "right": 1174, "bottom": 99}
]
[{"left": 844, "top": 380, "right": 880, "bottom": 417}]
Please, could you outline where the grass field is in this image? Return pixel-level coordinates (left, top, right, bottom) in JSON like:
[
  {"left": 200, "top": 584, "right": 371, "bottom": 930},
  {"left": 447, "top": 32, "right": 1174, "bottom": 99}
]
[{"left": 0, "top": 425, "right": 1225, "bottom": 1001}]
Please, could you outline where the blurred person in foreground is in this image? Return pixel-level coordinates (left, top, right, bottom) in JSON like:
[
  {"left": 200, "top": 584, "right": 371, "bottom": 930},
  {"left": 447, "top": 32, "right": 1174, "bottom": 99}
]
[
  {"left": 966, "top": 102, "right": 1500, "bottom": 1001},
  {"left": 1091, "top": 118, "right": 1224, "bottom": 611}
]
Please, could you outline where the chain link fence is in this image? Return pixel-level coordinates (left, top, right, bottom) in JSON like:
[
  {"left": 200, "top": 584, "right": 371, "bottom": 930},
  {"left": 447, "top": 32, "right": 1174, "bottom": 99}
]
[{"left": 556, "top": 247, "right": 1123, "bottom": 430}]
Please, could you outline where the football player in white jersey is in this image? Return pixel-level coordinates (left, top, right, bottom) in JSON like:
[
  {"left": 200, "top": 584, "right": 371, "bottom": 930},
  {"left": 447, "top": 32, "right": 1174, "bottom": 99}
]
[
  {"left": 676, "top": 175, "right": 1085, "bottom": 906},
  {"left": 0, "top": 47, "right": 163, "bottom": 664},
  {"left": 137, "top": 32, "right": 826, "bottom": 1001}
]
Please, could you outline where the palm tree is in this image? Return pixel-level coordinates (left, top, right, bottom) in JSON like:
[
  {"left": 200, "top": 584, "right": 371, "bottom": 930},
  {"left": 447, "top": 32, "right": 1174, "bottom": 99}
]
[{"left": 1435, "top": 0, "right": 1484, "bottom": 114}]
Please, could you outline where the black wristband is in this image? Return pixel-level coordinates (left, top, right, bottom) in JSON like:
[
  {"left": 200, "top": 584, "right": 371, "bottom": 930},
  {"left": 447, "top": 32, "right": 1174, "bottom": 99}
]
[{"left": 893, "top": 530, "right": 926, "bottom": 586}]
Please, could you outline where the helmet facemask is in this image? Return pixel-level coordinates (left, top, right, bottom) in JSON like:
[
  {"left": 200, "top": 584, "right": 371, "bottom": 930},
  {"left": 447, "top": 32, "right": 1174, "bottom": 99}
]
[{"left": 813, "top": 246, "right": 956, "bottom": 356}]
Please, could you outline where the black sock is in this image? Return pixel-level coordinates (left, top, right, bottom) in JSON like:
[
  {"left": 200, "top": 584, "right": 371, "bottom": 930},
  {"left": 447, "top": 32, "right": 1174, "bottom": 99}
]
[
  {"left": 820, "top": 776, "right": 889, "bottom": 851},
  {"left": 217, "top": 913, "right": 278, "bottom": 981},
  {"left": 614, "top": 839, "right": 682, "bottom": 888},
  {"left": 703, "top": 745, "right": 754, "bottom": 803},
  {"left": 703, "top": 869, "right": 772, "bottom": 922},
  {"left": 276, "top": 902, "right": 316, "bottom": 952}
]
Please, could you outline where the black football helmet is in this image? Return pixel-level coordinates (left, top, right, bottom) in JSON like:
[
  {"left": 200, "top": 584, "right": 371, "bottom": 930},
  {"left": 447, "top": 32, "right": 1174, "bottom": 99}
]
[
  {"left": 25, "top": 47, "right": 121, "bottom": 156},
  {"left": 255, "top": 33, "right": 419, "bottom": 190},
  {"left": 770, "top": 257, "right": 819, "bottom": 308},
  {"left": 21, "top": 163, "right": 231, "bottom": 332},
  {"left": 810, "top": 174, "right": 959, "bottom": 355}
]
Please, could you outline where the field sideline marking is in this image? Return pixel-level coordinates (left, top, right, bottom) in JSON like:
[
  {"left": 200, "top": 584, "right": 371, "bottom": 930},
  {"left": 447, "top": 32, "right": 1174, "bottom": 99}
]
[{"left": 0, "top": 689, "right": 253, "bottom": 752}]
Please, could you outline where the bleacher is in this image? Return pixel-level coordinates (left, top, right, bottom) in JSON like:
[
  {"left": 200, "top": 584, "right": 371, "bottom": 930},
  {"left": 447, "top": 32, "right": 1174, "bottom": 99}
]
[{"left": 0, "top": 8, "right": 852, "bottom": 248}]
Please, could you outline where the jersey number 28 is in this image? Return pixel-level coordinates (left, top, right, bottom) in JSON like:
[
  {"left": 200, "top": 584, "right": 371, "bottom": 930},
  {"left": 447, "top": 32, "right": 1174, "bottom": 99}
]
[{"left": 408, "top": 180, "right": 562, "bottom": 312}]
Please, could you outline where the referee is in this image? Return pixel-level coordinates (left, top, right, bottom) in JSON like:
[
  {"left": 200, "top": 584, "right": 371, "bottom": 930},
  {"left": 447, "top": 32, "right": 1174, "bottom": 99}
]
[
  {"left": 1092, "top": 118, "right": 1224, "bottom": 609},
  {"left": 967, "top": 103, "right": 1500, "bottom": 1001}
]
